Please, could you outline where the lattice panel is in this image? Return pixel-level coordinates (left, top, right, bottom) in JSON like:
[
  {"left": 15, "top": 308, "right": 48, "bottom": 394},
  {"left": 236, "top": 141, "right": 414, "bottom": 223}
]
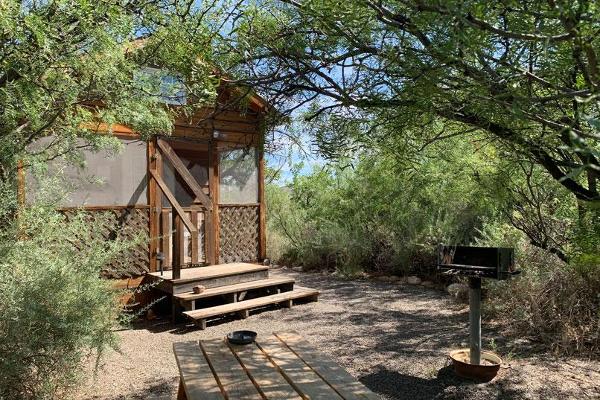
[
  {"left": 62, "top": 207, "right": 150, "bottom": 278},
  {"left": 219, "top": 206, "right": 259, "bottom": 263}
]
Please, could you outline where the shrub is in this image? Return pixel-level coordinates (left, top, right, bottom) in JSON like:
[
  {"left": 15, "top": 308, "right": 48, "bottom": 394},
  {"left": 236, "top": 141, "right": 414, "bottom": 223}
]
[
  {"left": 266, "top": 137, "right": 496, "bottom": 275},
  {"left": 0, "top": 181, "right": 125, "bottom": 399},
  {"left": 480, "top": 222, "right": 600, "bottom": 354}
]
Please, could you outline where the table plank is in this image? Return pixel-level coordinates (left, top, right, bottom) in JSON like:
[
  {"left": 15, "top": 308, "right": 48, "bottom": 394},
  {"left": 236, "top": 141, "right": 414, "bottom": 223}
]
[
  {"left": 228, "top": 341, "right": 303, "bottom": 400},
  {"left": 200, "top": 338, "right": 263, "bottom": 400},
  {"left": 173, "top": 341, "right": 225, "bottom": 400},
  {"left": 257, "top": 337, "right": 344, "bottom": 400},
  {"left": 274, "top": 332, "right": 379, "bottom": 400}
]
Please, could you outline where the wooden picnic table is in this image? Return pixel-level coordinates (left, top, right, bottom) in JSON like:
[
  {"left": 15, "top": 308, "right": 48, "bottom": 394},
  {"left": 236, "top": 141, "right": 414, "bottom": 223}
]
[{"left": 173, "top": 331, "right": 379, "bottom": 400}]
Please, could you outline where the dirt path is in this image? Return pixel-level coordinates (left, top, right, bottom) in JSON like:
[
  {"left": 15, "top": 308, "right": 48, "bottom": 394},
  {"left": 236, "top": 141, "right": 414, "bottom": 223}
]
[{"left": 76, "top": 269, "right": 600, "bottom": 400}]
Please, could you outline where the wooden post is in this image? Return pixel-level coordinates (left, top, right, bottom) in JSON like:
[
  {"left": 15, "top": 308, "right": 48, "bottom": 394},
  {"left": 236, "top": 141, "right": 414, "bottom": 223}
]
[
  {"left": 258, "top": 147, "right": 266, "bottom": 261},
  {"left": 209, "top": 140, "right": 220, "bottom": 264},
  {"left": 190, "top": 210, "right": 199, "bottom": 264},
  {"left": 469, "top": 277, "right": 482, "bottom": 365},
  {"left": 148, "top": 139, "right": 162, "bottom": 273},
  {"left": 172, "top": 214, "right": 184, "bottom": 280},
  {"left": 161, "top": 209, "right": 172, "bottom": 269}
]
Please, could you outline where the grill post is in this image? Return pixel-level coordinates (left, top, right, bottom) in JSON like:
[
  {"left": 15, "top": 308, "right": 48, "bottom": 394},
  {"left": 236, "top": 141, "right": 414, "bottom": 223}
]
[{"left": 469, "top": 277, "right": 482, "bottom": 364}]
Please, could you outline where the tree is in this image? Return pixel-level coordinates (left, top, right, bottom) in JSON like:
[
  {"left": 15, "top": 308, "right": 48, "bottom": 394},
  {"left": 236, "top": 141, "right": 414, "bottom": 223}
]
[
  {"left": 0, "top": 2, "right": 232, "bottom": 397},
  {"left": 224, "top": 0, "right": 600, "bottom": 205},
  {"left": 0, "top": 0, "right": 233, "bottom": 181}
]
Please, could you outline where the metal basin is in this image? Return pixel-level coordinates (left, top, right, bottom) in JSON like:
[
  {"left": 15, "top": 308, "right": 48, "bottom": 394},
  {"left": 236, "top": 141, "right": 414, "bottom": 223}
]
[{"left": 449, "top": 349, "right": 502, "bottom": 382}]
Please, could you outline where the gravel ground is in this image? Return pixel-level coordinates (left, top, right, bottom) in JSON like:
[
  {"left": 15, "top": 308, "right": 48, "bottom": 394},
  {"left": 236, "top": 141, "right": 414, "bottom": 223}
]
[{"left": 76, "top": 268, "right": 600, "bottom": 400}]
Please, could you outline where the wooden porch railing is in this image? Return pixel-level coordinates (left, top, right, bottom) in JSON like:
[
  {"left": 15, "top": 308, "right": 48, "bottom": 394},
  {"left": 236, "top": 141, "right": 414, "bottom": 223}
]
[{"left": 150, "top": 139, "right": 216, "bottom": 279}]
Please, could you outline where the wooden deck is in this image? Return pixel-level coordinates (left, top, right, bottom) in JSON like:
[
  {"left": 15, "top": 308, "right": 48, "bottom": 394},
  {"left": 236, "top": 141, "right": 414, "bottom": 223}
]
[
  {"left": 148, "top": 262, "right": 319, "bottom": 328},
  {"left": 148, "top": 263, "right": 268, "bottom": 283},
  {"left": 173, "top": 331, "right": 378, "bottom": 399},
  {"left": 147, "top": 263, "right": 270, "bottom": 294}
]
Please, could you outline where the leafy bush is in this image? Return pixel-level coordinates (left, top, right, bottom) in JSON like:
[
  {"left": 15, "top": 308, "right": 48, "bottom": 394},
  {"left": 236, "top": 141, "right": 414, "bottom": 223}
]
[
  {"left": 267, "top": 137, "right": 496, "bottom": 276},
  {"left": 0, "top": 180, "right": 125, "bottom": 400},
  {"left": 478, "top": 220, "right": 600, "bottom": 354}
]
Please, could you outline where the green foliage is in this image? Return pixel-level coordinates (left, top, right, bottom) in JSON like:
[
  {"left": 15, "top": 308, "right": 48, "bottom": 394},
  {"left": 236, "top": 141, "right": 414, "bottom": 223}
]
[
  {"left": 230, "top": 0, "right": 600, "bottom": 205},
  {"left": 0, "top": 0, "right": 229, "bottom": 176},
  {"left": 267, "top": 136, "right": 498, "bottom": 275},
  {"left": 0, "top": 2, "right": 233, "bottom": 398},
  {"left": 0, "top": 178, "right": 127, "bottom": 400},
  {"left": 485, "top": 242, "right": 600, "bottom": 354}
]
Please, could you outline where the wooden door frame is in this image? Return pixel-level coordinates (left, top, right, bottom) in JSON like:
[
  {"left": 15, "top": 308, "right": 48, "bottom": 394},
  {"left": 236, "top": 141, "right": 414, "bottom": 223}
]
[{"left": 148, "top": 136, "right": 218, "bottom": 272}]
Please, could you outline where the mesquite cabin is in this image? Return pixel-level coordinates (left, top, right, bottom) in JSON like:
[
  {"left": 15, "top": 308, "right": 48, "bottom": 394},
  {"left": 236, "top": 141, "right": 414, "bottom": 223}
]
[{"left": 24, "top": 85, "right": 319, "bottom": 327}]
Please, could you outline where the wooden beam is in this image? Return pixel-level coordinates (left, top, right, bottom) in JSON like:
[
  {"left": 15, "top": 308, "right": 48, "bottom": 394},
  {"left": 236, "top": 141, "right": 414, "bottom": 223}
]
[
  {"left": 258, "top": 147, "right": 266, "bottom": 261},
  {"left": 161, "top": 209, "right": 172, "bottom": 268},
  {"left": 148, "top": 139, "right": 161, "bottom": 273},
  {"left": 209, "top": 141, "right": 220, "bottom": 263},
  {"left": 157, "top": 138, "right": 213, "bottom": 211},
  {"left": 173, "top": 214, "right": 185, "bottom": 280},
  {"left": 191, "top": 210, "right": 199, "bottom": 264},
  {"left": 149, "top": 168, "right": 197, "bottom": 234}
]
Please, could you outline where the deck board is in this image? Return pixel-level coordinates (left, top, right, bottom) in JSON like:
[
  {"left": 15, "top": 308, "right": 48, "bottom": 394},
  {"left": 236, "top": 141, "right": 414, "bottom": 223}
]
[
  {"left": 173, "top": 341, "right": 224, "bottom": 400},
  {"left": 175, "top": 277, "right": 295, "bottom": 302},
  {"left": 228, "top": 342, "right": 302, "bottom": 400},
  {"left": 183, "top": 288, "right": 319, "bottom": 320},
  {"left": 200, "top": 339, "right": 263, "bottom": 400},
  {"left": 275, "top": 332, "right": 379, "bottom": 400},
  {"left": 148, "top": 263, "right": 268, "bottom": 283},
  {"left": 257, "top": 337, "right": 344, "bottom": 400}
]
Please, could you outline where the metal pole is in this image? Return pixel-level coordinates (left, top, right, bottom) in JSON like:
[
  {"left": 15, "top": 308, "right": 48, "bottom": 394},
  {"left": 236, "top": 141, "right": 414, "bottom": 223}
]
[{"left": 469, "top": 277, "right": 482, "bottom": 365}]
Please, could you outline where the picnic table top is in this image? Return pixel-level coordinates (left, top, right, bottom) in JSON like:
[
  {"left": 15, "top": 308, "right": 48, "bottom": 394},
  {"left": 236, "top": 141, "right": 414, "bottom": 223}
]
[{"left": 173, "top": 331, "right": 378, "bottom": 400}]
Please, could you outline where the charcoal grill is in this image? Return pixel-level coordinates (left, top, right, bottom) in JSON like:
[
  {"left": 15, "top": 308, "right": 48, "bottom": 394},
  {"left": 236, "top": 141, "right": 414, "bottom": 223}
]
[
  {"left": 437, "top": 245, "right": 518, "bottom": 280},
  {"left": 438, "top": 245, "right": 519, "bottom": 368}
]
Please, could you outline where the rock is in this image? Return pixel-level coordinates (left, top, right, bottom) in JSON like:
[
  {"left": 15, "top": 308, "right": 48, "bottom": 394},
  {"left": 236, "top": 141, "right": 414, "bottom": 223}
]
[
  {"left": 291, "top": 266, "right": 303, "bottom": 272},
  {"left": 388, "top": 275, "right": 402, "bottom": 282},
  {"left": 375, "top": 275, "right": 392, "bottom": 282},
  {"left": 407, "top": 276, "right": 422, "bottom": 285},
  {"left": 192, "top": 285, "right": 206, "bottom": 294},
  {"left": 421, "top": 280, "right": 434, "bottom": 287},
  {"left": 447, "top": 283, "right": 469, "bottom": 301}
]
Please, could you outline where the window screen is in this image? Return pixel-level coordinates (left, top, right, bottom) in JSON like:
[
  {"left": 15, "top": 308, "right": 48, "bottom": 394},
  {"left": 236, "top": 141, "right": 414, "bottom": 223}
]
[
  {"left": 30, "top": 139, "right": 149, "bottom": 207},
  {"left": 162, "top": 149, "right": 209, "bottom": 207},
  {"left": 219, "top": 148, "right": 258, "bottom": 204}
]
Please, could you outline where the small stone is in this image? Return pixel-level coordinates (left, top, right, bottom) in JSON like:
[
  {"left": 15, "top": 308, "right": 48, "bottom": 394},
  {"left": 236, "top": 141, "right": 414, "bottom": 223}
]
[
  {"left": 375, "top": 275, "right": 392, "bottom": 282},
  {"left": 388, "top": 276, "right": 402, "bottom": 282},
  {"left": 291, "top": 266, "right": 303, "bottom": 272},
  {"left": 192, "top": 285, "right": 206, "bottom": 294},
  {"left": 421, "top": 280, "right": 434, "bottom": 287},
  {"left": 407, "top": 276, "right": 422, "bottom": 285}
]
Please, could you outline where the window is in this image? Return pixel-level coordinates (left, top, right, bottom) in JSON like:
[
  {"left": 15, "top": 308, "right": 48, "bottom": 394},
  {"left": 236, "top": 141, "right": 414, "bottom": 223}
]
[
  {"left": 219, "top": 148, "right": 258, "bottom": 204},
  {"left": 27, "top": 138, "right": 148, "bottom": 206}
]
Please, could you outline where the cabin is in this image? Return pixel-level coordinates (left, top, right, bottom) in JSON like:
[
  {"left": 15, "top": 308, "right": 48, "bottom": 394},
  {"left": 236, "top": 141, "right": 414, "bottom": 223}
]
[{"left": 23, "top": 80, "right": 319, "bottom": 328}]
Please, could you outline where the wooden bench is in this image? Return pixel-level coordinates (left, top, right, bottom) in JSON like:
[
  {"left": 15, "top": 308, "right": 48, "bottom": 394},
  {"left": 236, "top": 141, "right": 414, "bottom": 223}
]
[
  {"left": 173, "top": 331, "right": 379, "bottom": 400},
  {"left": 183, "top": 287, "right": 319, "bottom": 329}
]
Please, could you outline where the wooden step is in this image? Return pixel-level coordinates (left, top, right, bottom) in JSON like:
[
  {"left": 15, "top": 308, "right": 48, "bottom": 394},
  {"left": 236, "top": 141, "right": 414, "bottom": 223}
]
[
  {"left": 183, "top": 287, "right": 320, "bottom": 329},
  {"left": 174, "top": 277, "right": 296, "bottom": 302},
  {"left": 147, "top": 263, "right": 270, "bottom": 294}
]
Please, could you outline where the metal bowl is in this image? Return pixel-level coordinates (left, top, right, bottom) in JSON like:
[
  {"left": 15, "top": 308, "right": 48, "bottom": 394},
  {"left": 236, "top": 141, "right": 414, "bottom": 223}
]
[
  {"left": 449, "top": 349, "right": 502, "bottom": 382},
  {"left": 227, "top": 330, "right": 257, "bottom": 345}
]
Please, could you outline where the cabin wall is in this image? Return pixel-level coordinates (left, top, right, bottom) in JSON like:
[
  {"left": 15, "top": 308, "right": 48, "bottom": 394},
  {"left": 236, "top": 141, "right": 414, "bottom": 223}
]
[
  {"left": 25, "top": 105, "right": 267, "bottom": 278},
  {"left": 61, "top": 206, "right": 150, "bottom": 278}
]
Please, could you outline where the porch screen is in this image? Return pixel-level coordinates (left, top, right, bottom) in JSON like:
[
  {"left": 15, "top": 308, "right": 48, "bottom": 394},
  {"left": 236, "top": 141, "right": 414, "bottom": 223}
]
[
  {"left": 162, "top": 148, "right": 209, "bottom": 207},
  {"left": 219, "top": 147, "right": 258, "bottom": 204},
  {"left": 29, "top": 138, "right": 148, "bottom": 207}
]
